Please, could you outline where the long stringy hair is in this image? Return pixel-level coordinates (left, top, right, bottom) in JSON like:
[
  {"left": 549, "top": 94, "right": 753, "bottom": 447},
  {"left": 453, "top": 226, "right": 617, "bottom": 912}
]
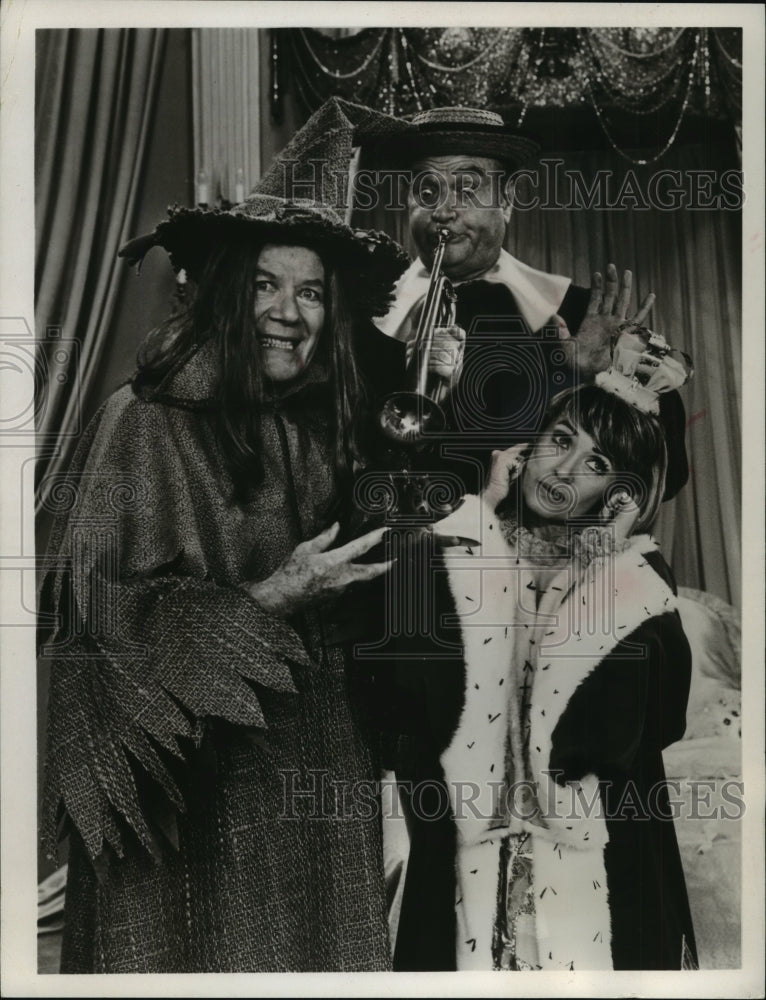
[{"left": 133, "top": 237, "right": 369, "bottom": 503}]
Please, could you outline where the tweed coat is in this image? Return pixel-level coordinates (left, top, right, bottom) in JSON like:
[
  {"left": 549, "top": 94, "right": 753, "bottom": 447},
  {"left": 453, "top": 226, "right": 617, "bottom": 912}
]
[{"left": 41, "top": 339, "right": 394, "bottom": 973}]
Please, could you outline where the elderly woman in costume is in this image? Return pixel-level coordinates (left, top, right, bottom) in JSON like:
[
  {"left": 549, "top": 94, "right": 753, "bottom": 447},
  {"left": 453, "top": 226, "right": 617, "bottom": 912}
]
[
  {"left": 40, "top": 194, "right": 409, "bottom": 972},
  {"left": 417, "top": 320, "right": 697, "bottom": 971}
]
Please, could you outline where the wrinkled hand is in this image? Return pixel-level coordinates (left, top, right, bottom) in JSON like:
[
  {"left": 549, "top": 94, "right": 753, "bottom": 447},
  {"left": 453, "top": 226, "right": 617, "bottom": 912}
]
[
  {"left": 483, "top": 443, "right": 529, "bottom": 510},
  {"left": 572, "top": 490, "right": 640, "bottom": 571},
  {"left": 243, "top": 523, "right": 391, "bottom": 618},
  {"left": 563, "top": 264, "right": 657, "bottom": 378},
  {"left": 427, "top": 324, "right": 466, "bottom": 382}
]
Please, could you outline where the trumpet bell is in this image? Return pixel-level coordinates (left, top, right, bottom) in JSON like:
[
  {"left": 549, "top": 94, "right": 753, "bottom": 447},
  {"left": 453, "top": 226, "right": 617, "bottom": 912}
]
[{"left": 378, "top": 391, "right": 447, "bottom": 444}]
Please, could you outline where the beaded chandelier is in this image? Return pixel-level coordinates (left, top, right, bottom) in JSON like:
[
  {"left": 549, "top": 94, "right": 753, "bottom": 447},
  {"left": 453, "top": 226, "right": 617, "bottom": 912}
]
[{"left": 272, "top": 27, "right": 741, "bottom": 166}]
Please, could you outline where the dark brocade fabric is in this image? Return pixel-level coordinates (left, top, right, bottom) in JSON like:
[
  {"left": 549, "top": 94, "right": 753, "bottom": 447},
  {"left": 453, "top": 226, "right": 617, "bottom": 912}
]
[{"left": 41, "top": 341, "right": 393, "bottom": 972}]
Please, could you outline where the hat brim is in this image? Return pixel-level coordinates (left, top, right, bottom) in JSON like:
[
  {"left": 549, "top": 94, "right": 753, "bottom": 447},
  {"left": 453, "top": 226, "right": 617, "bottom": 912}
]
[{"left": 119, "top": 204, "right": 409, "bottom": 319}]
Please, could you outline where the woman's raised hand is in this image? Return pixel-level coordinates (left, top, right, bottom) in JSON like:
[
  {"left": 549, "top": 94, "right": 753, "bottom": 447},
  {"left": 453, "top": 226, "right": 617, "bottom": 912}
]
[
  {"left": 243, "top": 523, "right": 391, "bottom": 617},
  {"left": 573, "top": 490, "right": 641, "bottom": 568},
  {"left": 483, "top": 443, "right": 529, "bottom": 510}
]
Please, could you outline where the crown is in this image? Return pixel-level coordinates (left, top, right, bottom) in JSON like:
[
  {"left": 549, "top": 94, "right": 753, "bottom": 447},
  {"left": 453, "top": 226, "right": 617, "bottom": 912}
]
[{"left": 594, "top": 323, "right": 693, "bottom": 414}]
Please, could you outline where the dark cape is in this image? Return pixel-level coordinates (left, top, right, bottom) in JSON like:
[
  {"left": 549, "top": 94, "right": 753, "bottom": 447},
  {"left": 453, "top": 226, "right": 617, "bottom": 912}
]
[{"left": 40, "top": 330, "right": 403, "bottom": 973}]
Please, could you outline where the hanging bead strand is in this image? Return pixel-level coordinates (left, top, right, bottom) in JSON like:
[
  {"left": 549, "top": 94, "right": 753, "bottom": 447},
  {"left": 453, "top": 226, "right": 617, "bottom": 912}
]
[{"left": 585, "top": 29, "right": 702, "bottom": 166}]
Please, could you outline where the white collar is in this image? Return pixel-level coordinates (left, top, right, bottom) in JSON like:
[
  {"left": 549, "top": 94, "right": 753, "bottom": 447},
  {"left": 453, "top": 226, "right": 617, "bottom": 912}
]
[{"left": 375, "top": 248, "right": 571, "bottom": 339}]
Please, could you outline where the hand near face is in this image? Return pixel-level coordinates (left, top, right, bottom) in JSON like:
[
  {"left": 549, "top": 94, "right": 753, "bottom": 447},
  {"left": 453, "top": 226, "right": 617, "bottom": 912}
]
[
  {"left": 243, "top": 523, "right": 391, "bottom": 618},
  {"left": 572, "top": 490, "right": 641, "bottom": 569},
  {"left": 483, "top": 443, "right": 529, "bottom": 510},
  {"left": 563, "top": 264, "right": 657, "bottom": 378}
]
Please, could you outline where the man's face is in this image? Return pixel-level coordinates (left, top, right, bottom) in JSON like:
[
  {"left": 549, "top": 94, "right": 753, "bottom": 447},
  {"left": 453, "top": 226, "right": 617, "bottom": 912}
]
[
  {"left": 407, "top": 155, "right": 512, "bottom": 282},
  {"left": 254, "top": 244, "right": 325, "bottom": 382}
]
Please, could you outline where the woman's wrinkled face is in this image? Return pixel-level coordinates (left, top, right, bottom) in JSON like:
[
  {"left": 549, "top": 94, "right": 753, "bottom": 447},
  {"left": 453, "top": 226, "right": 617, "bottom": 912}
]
[
  {"left": 254, "top": 244, "right": 325, "bottom": 382},
  {"left": 522, "top": 417, "right": 617, "bottom": 521}
]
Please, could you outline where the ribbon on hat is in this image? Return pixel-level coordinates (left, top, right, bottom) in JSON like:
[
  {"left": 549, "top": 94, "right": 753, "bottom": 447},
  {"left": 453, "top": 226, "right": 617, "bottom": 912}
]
[{"left": 595, "top": 323, "right": 693, "bottom": 414}]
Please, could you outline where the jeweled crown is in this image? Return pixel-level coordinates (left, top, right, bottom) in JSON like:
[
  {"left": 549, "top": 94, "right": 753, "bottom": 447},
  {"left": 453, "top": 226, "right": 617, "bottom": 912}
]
[{"left": 595, "top": 323, "right": 693, "bottom": 414}]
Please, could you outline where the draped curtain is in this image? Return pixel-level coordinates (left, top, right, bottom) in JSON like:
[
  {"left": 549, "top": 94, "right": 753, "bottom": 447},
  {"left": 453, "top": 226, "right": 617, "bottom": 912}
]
[
  {"left": 35, "top": 29, "right": 168, "bottom": 499},
  {"left": 353, "top": 142, "right": 741, "bottom": 608},
  {"left": 280, "top": 27, "right": 742, "bottom": 156},
  {"left": 191, "top": 30, "right": 261, "bottom": 204},
  {"left": 510, "top": 146, "right": 741, "bottom": 609}
]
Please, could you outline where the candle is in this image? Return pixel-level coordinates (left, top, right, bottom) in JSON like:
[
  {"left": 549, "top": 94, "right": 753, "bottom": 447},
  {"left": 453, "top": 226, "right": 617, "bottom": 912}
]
[
  {"left": 197, "top": 169, "right": 210, "bottom": 207},
  {"left": 235, "top": 167, "right": 245, "bottom": 204}
]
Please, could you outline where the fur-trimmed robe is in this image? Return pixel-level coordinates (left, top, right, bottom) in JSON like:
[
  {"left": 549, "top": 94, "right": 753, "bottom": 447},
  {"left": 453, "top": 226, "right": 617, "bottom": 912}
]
[
  {"left": 382, "top": 495, "right": 698, "bottom": 971},
  {"left": 40, "top": 337, "right": 401, "bottom": 973}
]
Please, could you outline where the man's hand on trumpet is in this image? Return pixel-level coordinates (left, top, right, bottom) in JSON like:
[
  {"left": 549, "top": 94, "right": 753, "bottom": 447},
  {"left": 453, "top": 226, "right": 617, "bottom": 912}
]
[{"left": 427, "top": 323, "right": 466, "bottom": 386}]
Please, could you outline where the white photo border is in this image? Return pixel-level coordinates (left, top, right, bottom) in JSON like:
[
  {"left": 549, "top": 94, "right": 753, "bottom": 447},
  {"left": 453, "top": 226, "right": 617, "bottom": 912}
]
[{"left": 1, "top": 2, "right": 763, "bottom": 997}]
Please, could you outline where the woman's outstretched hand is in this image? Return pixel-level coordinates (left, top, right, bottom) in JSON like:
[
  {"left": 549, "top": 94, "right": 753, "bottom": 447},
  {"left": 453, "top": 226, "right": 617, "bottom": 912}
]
[{"left": 243, "top": 523, "right": 392, "bottom": 617}]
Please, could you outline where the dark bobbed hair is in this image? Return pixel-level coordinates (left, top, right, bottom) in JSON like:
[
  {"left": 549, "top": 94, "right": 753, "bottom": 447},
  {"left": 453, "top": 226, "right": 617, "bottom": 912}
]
[
  {"left": 540, "top": 384, "right": 669, "bottom": 534},
  {"left": 133, "top": 236, "right": 368, "bottom": 503}
]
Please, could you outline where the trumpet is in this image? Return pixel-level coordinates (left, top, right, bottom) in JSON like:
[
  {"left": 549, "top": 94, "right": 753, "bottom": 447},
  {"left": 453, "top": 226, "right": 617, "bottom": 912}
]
[{"left": 379, "top": 228, "right": 458, "bottom": 445}]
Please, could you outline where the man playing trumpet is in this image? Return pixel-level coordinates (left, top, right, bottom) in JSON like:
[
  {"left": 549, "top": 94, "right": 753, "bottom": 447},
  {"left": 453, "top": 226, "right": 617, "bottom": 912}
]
[{"left": 372, "top": 106, "right": 689, "bottom": 502}]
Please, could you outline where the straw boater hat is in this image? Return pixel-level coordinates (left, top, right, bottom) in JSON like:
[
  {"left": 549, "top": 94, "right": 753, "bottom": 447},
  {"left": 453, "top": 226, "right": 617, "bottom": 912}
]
[{"left": 369, "top": 106, "right": 541, "bottom": 171}]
